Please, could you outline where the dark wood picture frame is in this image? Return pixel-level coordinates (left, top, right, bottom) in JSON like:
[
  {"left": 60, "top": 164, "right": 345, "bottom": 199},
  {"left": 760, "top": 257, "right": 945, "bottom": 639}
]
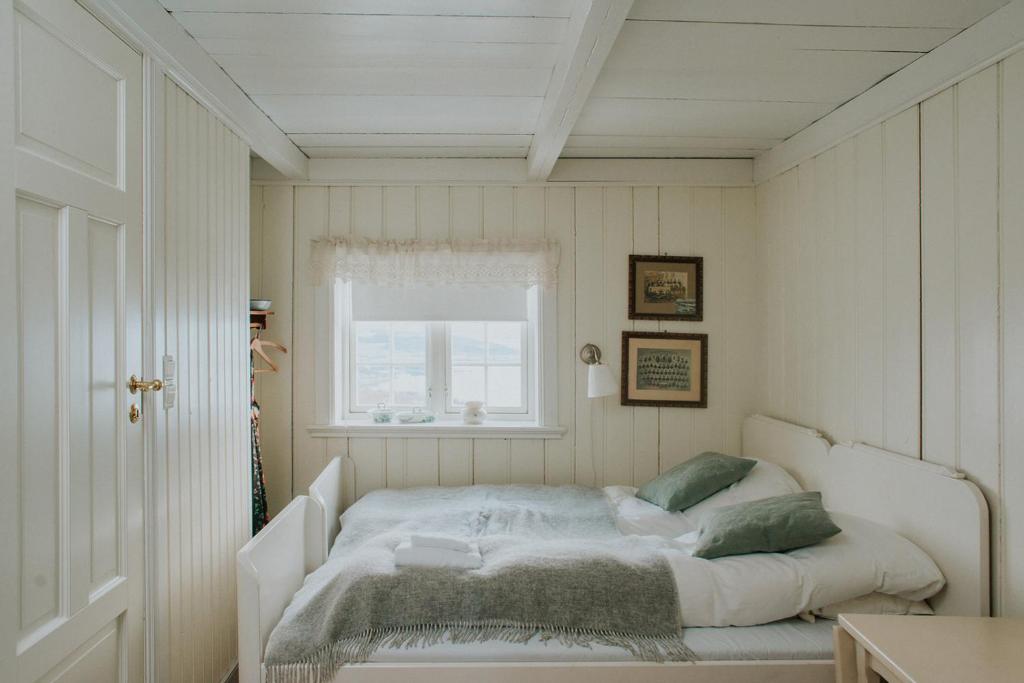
[
  {"left": 628, "top": 254, "right": 703, "bottom": 321},
  {"left": 621, "top": 331, "right": 708, "bottom": 408}
]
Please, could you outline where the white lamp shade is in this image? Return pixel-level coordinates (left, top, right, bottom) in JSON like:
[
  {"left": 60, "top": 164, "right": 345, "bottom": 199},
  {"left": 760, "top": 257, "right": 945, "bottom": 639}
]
[{"left": 587, "top": 363, "right": 618, "bottom": 399}]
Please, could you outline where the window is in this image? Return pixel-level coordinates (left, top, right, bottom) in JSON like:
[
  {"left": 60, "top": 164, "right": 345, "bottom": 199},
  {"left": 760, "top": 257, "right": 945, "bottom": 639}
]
[
  {"left": 448, "top": 322, "right": 526, "bottom": 412},
  {"left": 337, "top": 283, "right": 541, "bottom": 422},
  {"left": 353, "top": 322, "right": 428, "bottom": 408}
]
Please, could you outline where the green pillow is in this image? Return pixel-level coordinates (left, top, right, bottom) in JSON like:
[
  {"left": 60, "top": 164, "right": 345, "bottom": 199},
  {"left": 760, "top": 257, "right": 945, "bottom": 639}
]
[
  {"left": 693, "top": 491, "right": 842, "bottom": 559},
  {"left": 636, "top": 452, "right": 756, "bottom": 512}
]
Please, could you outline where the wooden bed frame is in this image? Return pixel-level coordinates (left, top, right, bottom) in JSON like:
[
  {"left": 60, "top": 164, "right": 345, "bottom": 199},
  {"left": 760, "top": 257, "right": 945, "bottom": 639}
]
[{"left": 237, "top": 415, "right": 989, "bottom": 683}]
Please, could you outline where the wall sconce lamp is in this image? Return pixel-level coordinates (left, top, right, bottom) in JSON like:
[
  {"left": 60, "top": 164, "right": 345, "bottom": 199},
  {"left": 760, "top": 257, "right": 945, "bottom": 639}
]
[{"left": 579, "top": 343, "right": 617, "bottom": 399}]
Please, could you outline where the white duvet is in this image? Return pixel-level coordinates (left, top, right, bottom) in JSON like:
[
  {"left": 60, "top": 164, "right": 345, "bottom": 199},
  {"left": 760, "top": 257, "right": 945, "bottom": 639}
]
[{"left": 603, "top": 465, "right": 945, "bottom": 627}]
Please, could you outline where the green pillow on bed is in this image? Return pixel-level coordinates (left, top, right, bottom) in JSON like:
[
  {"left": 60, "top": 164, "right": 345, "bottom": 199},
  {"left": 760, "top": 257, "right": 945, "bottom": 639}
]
[
  {"left": 693, "top": 491, "right": 841, "bottom": 559},
  {"left": 636, "top": 452, "right": 756, "bottom": 512}
]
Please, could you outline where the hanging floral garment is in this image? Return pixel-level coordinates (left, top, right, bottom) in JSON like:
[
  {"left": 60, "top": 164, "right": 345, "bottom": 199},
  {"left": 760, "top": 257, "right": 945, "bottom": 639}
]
[{"left": 250, "top": 350, "right": 269, "bottom": 534}]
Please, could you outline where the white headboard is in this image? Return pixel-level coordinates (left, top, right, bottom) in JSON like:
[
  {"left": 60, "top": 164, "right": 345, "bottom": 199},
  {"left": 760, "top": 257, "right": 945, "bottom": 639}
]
[{"left": 742, "top": 415, "right": 990, "bottom": 617}]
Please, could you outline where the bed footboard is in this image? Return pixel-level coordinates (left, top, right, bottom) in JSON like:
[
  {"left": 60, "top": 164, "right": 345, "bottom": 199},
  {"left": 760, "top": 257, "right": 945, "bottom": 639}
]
[{"left": 237, "top": 495, "right": 325, "bottom": 683}]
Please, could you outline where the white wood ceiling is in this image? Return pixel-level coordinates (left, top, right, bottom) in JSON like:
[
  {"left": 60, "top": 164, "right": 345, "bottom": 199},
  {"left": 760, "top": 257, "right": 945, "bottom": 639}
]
[{"left": 160, "top": 0, "right": 1009, "bottom": 161}]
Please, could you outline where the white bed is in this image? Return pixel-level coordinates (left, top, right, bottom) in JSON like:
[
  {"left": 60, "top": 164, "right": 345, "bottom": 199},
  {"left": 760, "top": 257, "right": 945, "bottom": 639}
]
[{"left": 237, "top": 415, "right": 989, "bottom": 683}]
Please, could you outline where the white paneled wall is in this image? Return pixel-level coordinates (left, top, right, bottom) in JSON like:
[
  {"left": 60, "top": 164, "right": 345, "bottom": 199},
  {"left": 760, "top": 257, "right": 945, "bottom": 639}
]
[
  {"left": 920, "top": 57, "right": 1024, "bottom": 618},
  {"left": 755, "top": 50, "right": 1024, "bottom": 617},
  {"left": 754, "top": 107, "right": 921, "bottom": 456},
  {"left": 250, "top": 184, "right": 757, "bottom": 516},
  {"left": 153, "top": 80, "right": 251, "bottom": 682}
]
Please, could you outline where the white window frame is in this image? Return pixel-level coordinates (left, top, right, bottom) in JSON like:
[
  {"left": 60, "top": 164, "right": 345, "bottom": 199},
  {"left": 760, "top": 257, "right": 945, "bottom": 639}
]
[{"left": 329, "top": 282, "right": 557, "bottom": 428}]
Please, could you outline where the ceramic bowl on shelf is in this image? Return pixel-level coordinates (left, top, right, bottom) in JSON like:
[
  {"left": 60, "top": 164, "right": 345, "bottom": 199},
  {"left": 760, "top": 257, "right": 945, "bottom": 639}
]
[
  {"left": 250, "top": 299, "right": 272, "bottom": 311},
  {"left": 369, "top": 404, "right": 395, "bottom": 424}
]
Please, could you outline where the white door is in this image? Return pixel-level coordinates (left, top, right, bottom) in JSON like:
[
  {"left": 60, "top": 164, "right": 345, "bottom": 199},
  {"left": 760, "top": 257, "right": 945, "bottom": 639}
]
[{"left": 11, "top": 0, "right": 145, "bottom": 681}]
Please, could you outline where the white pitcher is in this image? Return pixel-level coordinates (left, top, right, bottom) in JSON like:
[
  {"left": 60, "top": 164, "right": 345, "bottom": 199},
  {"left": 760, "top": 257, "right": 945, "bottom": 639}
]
[{"left": 461, "top": 400, "right": 487, "bottom": 425}]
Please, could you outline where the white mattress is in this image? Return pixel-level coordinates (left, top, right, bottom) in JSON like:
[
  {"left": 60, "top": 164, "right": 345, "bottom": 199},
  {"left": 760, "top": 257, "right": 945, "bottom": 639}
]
[{"left": 368, "top": 618, "right": 834, "bottom": 663}]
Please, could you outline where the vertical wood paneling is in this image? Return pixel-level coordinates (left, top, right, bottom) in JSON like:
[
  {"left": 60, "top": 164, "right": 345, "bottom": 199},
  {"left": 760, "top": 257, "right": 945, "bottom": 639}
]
[
  {"left": 756, "top": 51, "right": 1024, "bottom": 616},
  {"left": 384, "top": 186, "right": 416, "bottom": 239},
  {"left": 813, "top": 149, "right": 839, "bottom": 442},
  {"left": 406, "top": 439, "right": 441, "bottom": 487},
  {"left": 954, "top": 66, "right": 1002, "bottom": 611},
  {"left": 292, "top": 187, "right": 329, "bottom": 496},
  {"left": 602, "top": 187, "right": 634, "bottom": 485},
  {"left": 881, "top": 108, "right": 922, "bottom": 456},
  {"left": 921, "top": 88, "right": 958, "bottom": 470},
  {"left": 855, "top": 126, "right": 886, "bottom": 447},
  {"left": 833, "top": 139, "right": 860, "bottom": 445},
  {"left": 999, "top": 51, "right": 1024, "bottom": 618},
  {"left": 692, "top": 188, "right": 726, "bottom": 456},
  {"left": 161, "top": 80, "right": 249, "bottom": 683},
  {"left": 417, "top": 186, "right": 449, "bottom": 239},
  {"left": 656, "top": 187, "right": 694, "bottom": 472},
  {"left": 473, "top": 440, "right": 510, "bottom": 485},
  {"left": 723, "top": 187, "right": 757, "bottom": 456},
  {"left": 794, "top": 162, "right": 817, "bottom": 430},
  {"left": 574, "top": 187, "right": 605, "bottom": 486},
  {"left": 631, "top": 187, "right": 660, "bottom": 484},
  {"left": 544, "top": 187, "right": 575, "bottom": 485},
  {"left": 439, "top": 439, "right": 473, "bottom": 487},
  {"left": 450, "top": 186, "right": 483, "bottom": 239},
  {"left": 754, "top": 117, "right": 920, "bottom": 456},
  {"left": 509, "top": 440, "right": 545, "bottom": 484},
  {"left": 778, "top": 170, "right": 799, "bottom": 423}
]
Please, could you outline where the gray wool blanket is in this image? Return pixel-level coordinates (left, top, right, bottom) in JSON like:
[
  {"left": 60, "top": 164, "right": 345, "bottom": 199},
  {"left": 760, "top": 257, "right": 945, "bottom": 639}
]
[{"left": 263, "top": 485, "right": 692, "bottom": 682}]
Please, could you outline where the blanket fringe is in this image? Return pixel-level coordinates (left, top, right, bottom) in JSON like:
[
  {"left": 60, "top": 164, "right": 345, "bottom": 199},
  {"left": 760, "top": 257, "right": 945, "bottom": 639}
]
[{"left": 264, "top": 622, "right": 697, "bottom": 683}]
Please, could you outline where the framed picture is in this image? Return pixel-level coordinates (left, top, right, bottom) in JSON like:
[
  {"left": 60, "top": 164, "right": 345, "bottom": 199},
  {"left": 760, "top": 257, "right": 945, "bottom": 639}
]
[
  {"left": 628, "top": 255, "right": 703, "bottom": 321},
  {"left": 621, "top": 331, "right": 708, "bottom": 408}
]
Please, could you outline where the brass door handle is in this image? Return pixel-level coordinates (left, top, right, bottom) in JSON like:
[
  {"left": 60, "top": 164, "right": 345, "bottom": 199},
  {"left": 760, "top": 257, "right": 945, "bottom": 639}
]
[{"left": 129, "top": 374, "right": 163, "bottom": 394}]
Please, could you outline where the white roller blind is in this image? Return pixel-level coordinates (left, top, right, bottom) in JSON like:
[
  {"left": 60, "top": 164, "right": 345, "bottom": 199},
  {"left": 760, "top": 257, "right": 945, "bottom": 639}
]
[{"left": 352, "top": 283, "right": 528, "bottom": 321}]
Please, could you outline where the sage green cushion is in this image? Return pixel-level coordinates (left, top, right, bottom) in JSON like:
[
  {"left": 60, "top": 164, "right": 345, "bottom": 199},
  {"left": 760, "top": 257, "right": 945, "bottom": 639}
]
[
  {"left": 693, "top": 491, "right": 842, "bottom": 559},
  {"left": 636, "top": 452, "right": 756, "bottom": 512}
]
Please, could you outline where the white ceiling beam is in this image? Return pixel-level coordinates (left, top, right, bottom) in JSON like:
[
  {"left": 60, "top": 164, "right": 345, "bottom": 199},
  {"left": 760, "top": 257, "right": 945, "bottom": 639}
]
[
  {"left": 526, "top": 0, "right": 633, "bottom": 181},
  {"left": 754, "top": 0, "right": 1024, "bottom": 183},
  {"left": 81, "top": 0, "right": 308, "bottom": 179},
  {"left": 253, "top": 157, "right": 752, "bottom": 187}
]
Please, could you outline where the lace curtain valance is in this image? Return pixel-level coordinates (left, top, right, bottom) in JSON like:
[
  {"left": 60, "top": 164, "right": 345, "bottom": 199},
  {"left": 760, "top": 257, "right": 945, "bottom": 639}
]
[{"left": 310, "top": 236, "right": 560, "bottom": 288}]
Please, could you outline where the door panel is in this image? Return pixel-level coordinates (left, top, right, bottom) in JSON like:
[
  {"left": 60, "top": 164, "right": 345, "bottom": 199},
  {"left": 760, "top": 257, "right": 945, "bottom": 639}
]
[
  {"left": 15, "top": 196, "right": 62, "bottom": 638},
  {"left": 13, "top": 1, "right": 143, "bottom": 682}
]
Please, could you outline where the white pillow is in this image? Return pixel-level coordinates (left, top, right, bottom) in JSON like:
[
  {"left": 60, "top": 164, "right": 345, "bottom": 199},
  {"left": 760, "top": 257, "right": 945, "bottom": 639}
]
[
  {"left": 681, "top": 459, "right": 803, "bottom": 524},
  {"left": 780, "top": 512, "right": 946, "bottom": 609},
  {"left": 604, "top": 485, "right": 695, "bottom": 538},
  {"left": 660, "top": 511, "right": 946, "bottom": 626},
  {"left": 812, "top": 592, "right": 934, "bottom": 620}
]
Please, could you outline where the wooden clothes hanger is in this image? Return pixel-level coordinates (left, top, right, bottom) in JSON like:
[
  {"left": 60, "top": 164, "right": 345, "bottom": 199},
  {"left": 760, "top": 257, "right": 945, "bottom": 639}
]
[{"left": 250, "top": 325, "right": 287, "bottom": 374}]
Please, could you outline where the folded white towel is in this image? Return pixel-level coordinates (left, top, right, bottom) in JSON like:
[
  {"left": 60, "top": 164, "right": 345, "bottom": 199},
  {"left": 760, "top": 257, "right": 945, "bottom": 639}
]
[
  {"left": 395, "top": 541, "right": 482, "bottom": 569},
  {"left": 410, "top": 534, "right": 473, "bottom": 553}
]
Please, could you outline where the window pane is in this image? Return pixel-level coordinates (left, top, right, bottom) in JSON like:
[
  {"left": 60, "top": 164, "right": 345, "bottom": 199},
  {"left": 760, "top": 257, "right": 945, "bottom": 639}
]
[
  {"left": 451, "top": 365, "right": 485, "bottom": 406},
  {"left": 392, "top": 365, "right": 427, "bottom": 406},
  {"left": 487, "top": 322, "right": 522, "bottom": 363},
  {"left": 487, "top": 366, "right": 522, "bottom": 407},
  {"left": 356, "top": 365, "right": 390, "bottom": 406},
  {"left": 355, "top": 323, "right": 390, "bottom": 364},
  {"left": 392, "top": 322, "right": 427, "bottom": 364},
  {"left": 451, "top": 322, "right": 485, "bottom": 363}
]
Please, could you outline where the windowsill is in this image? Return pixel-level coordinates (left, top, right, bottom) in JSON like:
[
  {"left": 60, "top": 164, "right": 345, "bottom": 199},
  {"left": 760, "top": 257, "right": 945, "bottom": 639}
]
[{"left": 306, "top": 421, "right": 567, "bottom": 440}]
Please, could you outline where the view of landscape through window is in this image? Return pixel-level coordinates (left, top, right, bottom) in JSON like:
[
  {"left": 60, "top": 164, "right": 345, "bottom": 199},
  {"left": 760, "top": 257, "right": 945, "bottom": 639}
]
[{"left": 353, "top": 321, "right": 525, "bottom": 412}]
